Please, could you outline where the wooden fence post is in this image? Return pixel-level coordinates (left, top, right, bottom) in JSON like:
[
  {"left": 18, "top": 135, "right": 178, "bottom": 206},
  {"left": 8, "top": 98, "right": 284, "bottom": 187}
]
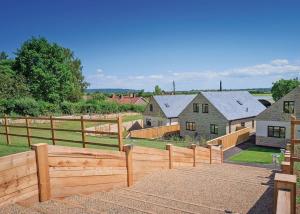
[
  {"left": 274, "top": 173, "right": 296, "bottom": 214},
  {"left": 166, "top": 144, "right": 173, "bottom": 169},
  {"left": 31, "top": 143, "right": 51, "bottom": 202},
  {"left": 50, "top": 116, "right": 56, "bottom": 145},
  {"left": 290, "top": 115, "right": 296, "bottom": 174},
  {"left": 25, "top": 116, "right": 32, "bottom": 146},
  {"left": 123, "top": 144, "right": 133, "bottom": 187},
  {"left": 4, "top": 115, "right": 11, "bottom": 145},
  {"left": 209, "top": 145, "right": 212, "bottom": 164},
  {"left": 117, "top": 116, "right": 123, "bottom": 151},
  {"left": 191, "top": 144, "right": 196, "bottom": 167},
  {"left": 81, "top": 116, "right": 86, "bottom": 148}
]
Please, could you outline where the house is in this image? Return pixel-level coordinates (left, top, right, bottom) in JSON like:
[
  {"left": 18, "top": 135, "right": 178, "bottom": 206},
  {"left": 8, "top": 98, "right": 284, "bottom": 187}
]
[
  {"left": 179, "top": 91, "right": 266, "bottom": 140},
  {"left": 256, "top": 86, "right": 300, "bottom": 148},
  {"left": 143, "top": 95, "right": 197, "bottom": 127},
  {"left": 110, "top": 94, "right": 147, "bottom": 105}
]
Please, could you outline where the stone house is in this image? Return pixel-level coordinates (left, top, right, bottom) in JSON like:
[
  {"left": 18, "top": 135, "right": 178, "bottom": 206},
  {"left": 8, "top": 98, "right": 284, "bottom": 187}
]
[
  {"left": 256, "top": 86, "right": 300, "bottom": 148},
  {"left": 143, "top": 95, "right": 197, "bottom": 128},
  {"left": 179, "top": 91, "right": 266, "bottom": 140}
]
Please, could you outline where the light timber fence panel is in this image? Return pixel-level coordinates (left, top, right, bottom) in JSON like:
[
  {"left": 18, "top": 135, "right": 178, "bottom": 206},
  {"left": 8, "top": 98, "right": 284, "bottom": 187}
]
[
  {"left": 0, "top": 151, "right": 39, "bottom": 207},
  {"left": 130, "top": 124, "right": 180, "bottom": 139},
  {"left": 172, "top": 146, "right": 194, "bottom": 167},
  {"left": 207, "top": 127, "right": 251, "bottom": 151},
  {"left": 132, "top": 146, "right": 169, "bottom": 181},
  {"left": 47, "top": 145, "right": 127, "bottom": 198}
]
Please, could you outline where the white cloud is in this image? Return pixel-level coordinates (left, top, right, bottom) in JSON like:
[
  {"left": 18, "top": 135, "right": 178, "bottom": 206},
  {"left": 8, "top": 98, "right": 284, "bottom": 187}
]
[{"left": 86, "top": 59, "right": 300, "bottom": 90}]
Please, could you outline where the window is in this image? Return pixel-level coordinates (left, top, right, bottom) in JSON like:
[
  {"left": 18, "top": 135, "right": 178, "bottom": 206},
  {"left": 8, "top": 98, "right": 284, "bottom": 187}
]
[
  {"left": 186, "top": 122, "right": 196, "bottom": 131},
  {"left": 241, "top": 122, "right": 245, "bottom": 127},
  {"left": 149, "top": 104, "right": 153, "bottom": 112},
  {"left": 146, "top": 119, "right": 152, "bottom": 127},
  {"left": 210, "top": 124, "right": 218, "bottom": 134},
  {"left": 268, "top": 126, "right": 286, "bottom": 138},
  {"left": 193, "top": 103, "right": 199, "bottom": 112},
  {"left": 283, "top": 101, "right": 294, "bottom": 113},
  {"left": 202, "top": 104, "right": 209, "bottom": 113}
]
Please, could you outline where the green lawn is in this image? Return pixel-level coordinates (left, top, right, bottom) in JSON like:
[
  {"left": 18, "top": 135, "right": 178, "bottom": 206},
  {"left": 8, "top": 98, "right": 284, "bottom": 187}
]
[
  {"left": 229, "top": 146, "right": 283, "bottom": 164},
  {"left": 251, "top": 93, "right": 272, "bottom": 97},
  {"left": 0, "top": 114, "right": 189, "bottom": 157}
]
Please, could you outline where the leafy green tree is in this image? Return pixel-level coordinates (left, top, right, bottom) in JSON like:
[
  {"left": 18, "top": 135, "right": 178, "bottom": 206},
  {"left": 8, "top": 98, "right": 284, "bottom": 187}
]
[
  {"left": 0, "top": 51, "right": 8, "bottom": 60},
  {"left": 154, "top": 85, "right": 162, "bottom": 95},
  {"left": 0, "top": 59, "right": 29, "bottom": 99},
  {"left": 271, "top": 78, "right": 300, "bottom": 101},
  {"left": 14, "top": 37, "right": 89, "bottom": 103}
]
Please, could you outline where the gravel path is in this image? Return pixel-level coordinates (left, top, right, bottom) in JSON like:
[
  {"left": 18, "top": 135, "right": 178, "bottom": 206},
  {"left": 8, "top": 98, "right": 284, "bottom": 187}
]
[{"left": 128, "top": 163, "right": 274, "bottom": 214}]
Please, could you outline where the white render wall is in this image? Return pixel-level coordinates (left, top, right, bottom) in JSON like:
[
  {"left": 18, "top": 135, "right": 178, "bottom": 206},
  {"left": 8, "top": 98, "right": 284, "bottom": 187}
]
[{"left": 256, "top": 120, "right": 291, "bottom": 139}]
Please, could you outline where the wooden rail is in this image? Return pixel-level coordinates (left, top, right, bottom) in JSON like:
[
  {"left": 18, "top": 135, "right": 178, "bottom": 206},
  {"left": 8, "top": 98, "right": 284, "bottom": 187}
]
[
  {"left": 207, "top": 127, "right": 250, "bottom": 151},
  {"left": 129, "top": 124, "right": 180, "bottom": 139},
  {"left": 0, "top": 115, "right": 124, "bottom": 151}
]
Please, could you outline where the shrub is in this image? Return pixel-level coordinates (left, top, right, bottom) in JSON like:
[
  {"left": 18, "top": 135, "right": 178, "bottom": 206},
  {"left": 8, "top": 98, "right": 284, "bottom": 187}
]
[
  {"left": 13, "top": 98, "right": 41, "bottom": 116},
  {"left": 38, "top": 101, "right": 60, "bottom": 115}
]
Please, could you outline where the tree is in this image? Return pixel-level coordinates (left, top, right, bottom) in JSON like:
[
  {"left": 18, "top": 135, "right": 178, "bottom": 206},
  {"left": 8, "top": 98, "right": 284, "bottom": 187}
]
[
  {"left": 271, "top": 78, "right": 300, "bottom": 101},
  {"left": 0, "top": 58, "right": 29, "bottom": 100},
  {"left": 14, "top": 37, "right": 89, "bottom": 103},
  {"left": 0, "top": 51, "right": 8, "bottom": 60},
  {"left": 154, "top": 85, "right": 162, "bottom": 95}
]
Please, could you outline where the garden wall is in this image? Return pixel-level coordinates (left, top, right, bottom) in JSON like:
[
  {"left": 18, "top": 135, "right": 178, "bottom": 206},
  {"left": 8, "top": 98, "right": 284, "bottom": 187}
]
[{"left": 0, "top": 151, "right": 39, "bottom": 207}]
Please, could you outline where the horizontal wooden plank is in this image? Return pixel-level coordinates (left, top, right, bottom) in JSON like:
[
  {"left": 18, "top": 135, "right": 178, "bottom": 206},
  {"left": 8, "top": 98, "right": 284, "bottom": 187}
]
[
  {"left": 0, "top": 151, "right": 36, "bottom": 172},
  {"left": 48, "top": 145, "right": 124, "bottom": 157},
  {"left": 0, "top": 185, "right": 38, "bottom": 207},
  {"left": 51, "top": 181, "right": 125, "bottom": 198},
  {"left": 50, "top": 174, "right": 126, "bottom": 187},
  {"left": 133, "top": 146, "right": 168, "bottom": 156},
  {"left": 132, "top": 154, "right": 169, "bottom": 161},
  {"left": 48, "top": 156, "right": 126, "bottom": 167},
  {"left": 0, "top": 164, "right": 37, "bottom": 185},
  {"left": 0, "top": 174, "right": 38, "bottom": 198},
  {"left": 49, "top": 167, "right": 127, "bottom": 178}
]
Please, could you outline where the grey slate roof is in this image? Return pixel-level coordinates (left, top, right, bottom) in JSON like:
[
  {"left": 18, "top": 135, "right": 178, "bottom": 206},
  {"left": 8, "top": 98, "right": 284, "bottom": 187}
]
[
  {"left": 154, "top": 95, "right": 197, "bottom": 118},
  {"left": 201, "top": 91, "right": 266, "bottom": 121}
]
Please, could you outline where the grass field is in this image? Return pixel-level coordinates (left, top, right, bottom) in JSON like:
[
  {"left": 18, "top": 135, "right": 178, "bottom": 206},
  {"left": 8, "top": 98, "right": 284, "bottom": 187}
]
[
  {"left": 229, "top": 145, "right": 283, "bottom": 164},
  {"left": 0, "top": 114, "right": 190, "bottom": 157}
]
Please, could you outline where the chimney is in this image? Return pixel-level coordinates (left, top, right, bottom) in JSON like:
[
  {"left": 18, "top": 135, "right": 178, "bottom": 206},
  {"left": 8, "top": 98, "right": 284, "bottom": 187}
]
[
  {"left": 173, "top": 80, "right": 176, "bottom": 95},
  {"left": 219, "top": 80, "right": 223, "bottom": 91}
]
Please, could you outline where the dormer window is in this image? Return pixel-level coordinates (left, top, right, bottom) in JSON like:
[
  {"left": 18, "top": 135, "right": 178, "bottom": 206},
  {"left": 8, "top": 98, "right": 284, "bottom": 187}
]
[
  {"left": 283, "top": 101, "right": 294, "bottom": 113},
  {"left": 149, "top": 104, "right": 153, "bottom": 112}
]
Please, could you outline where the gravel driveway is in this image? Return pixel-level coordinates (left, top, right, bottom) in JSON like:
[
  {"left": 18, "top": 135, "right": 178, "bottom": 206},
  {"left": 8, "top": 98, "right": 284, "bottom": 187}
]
[{"left": 128, "top": 163, "right": 275, "bottom": 214}]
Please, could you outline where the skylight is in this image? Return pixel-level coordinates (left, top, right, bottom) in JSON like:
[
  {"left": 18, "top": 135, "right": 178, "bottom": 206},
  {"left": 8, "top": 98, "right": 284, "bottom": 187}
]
[
  {"left": 236, "top": 100, "right": 243, "bottom": 105},
  {"left": 164, "top": 103, "right": 170, "bottom": 108}
]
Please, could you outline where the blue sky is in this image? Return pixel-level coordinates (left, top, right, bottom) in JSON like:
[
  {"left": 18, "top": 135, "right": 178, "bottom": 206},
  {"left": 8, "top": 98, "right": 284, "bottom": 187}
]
[{"left": 1, "top": 0, "right": 300, "bottom": 91}]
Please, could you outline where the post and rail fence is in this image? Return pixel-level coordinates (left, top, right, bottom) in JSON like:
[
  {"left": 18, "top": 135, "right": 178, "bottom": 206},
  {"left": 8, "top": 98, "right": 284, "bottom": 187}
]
[{"left": 0, "top": 115, "right": 124, "bottom": 151}]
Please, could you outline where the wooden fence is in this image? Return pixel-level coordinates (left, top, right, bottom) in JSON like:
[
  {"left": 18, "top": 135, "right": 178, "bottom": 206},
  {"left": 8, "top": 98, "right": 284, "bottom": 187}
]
[
  {"left": 0, "top": 142, "right": 223, "bottom": 206},
  {"left": 273, "top": 115, "right": 300, "bottom": 214},
  {"left": 0, "top": 151, "right": 39, "bottom": 207},
  {"left": 207, "top": 127, "right": 251, "bottom": 151},
  {"left": 0, "top": 115, "right": 124, "bottom": 151},
  {"left": 129, "top": 124, "right": 180, "bottom": 139}
]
